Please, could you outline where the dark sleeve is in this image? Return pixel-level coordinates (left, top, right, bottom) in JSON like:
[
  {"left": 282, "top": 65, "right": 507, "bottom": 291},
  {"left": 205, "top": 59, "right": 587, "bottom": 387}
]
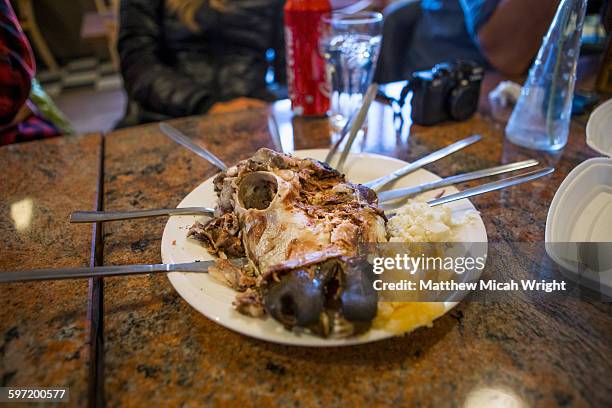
[
  {"left": 118, "top": 0, "right": 217, "bottom": 117},
  {"left": 272, "top": 0, "right": 286, "bottom": 85},
  {"left": 0, "top": 0, "right": 34, "bottom": 126}
]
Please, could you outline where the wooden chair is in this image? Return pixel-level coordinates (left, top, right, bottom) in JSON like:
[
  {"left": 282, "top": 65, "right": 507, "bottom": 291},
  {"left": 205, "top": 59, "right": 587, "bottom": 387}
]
[
  {"left": 13, "top": 0, "right": 60, "bottom": 72},
  {"left": 81, "top": 0, "right": 120, "bottom": 69}
]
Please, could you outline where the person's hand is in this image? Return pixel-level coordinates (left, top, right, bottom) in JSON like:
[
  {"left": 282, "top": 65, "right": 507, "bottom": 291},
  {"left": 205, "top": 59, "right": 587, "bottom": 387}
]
[{"left": 208, "top": 97, "right": 267, "bottom": 114}]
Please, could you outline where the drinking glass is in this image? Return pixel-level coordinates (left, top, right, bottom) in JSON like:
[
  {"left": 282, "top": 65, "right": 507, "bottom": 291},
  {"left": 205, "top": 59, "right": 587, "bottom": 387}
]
[{"left": 320, "top": 12, "right": 383, "bottom": 130}]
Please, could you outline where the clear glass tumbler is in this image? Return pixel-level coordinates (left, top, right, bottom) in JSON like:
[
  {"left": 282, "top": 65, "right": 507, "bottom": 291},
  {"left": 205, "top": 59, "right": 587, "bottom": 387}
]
[
  {"left": 320, "top": 12, "right": 383, "bottom": 131},
  {"left": 505, "top": 0, "right": 588, "bottom": 151}
]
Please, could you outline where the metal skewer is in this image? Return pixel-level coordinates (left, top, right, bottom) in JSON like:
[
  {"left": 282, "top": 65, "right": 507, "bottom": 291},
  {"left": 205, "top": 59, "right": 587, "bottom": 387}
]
[
  {"left": 335, "top": 83, "right": 379, "bottom": 172},
  {"left": 0, "top": 258, "right": 246, "bottom": 283},
  {"left": 384, "top": 167, "right": 554, "bottom": 217},
  {"left": 426, "top": 167, "right": 554, "bottom": 207},
  {"left": 159, "top": 123, "right": 228, "bottom": 171},
  {"left": 71, "top": 161, "right": 542, "bottom": 223},
  {"left": 378, "top": 159, "right": 539, "bottom": 203},
  {"left": 267, "top": 113, "right": 284, "bottom": 153},
  {"left": 324, "top": 109, "right": 357, "bottom": 165},
  {"left": 69, "top": 207, "right": 214, "bottom": 223},
  {"left": 365, "top": 134, "right": 482, "bottom": 191},
  {"left": 52, "top": 172, "right": 554, "bottom": 284}
]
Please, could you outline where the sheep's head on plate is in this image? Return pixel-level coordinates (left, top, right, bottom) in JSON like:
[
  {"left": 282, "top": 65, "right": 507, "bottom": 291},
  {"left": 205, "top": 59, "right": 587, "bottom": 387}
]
[{"left": 189, "top": 148, "right": 387, "bottom": 337}]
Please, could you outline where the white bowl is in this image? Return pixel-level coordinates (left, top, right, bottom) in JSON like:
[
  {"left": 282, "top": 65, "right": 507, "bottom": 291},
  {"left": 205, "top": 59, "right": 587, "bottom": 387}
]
[{"left": 545, "top": 97, "right": 612, "bottom": 297}]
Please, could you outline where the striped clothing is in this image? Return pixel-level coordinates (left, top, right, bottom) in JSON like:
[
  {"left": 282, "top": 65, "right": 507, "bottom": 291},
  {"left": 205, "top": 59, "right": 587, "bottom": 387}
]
[{"left": 0, "top": 0, "right": 60, "bottom": 145}]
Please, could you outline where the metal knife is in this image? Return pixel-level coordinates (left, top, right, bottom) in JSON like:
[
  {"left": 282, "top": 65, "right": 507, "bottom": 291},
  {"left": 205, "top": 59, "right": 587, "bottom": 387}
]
[
  {"left": 427, "top": 167, "right": 555, "bottom": 207},
  {"left": 365, "top": 134, "right": 482, "bottom": 191},
  {"left": 378, "top": 159, "right": 539, "bottom": 203},
  {"left": 0, "top": 258, "right": 246, "bottom": 283},
  {"left": 69, "top": 207, "right": 215, "bottom": 223},
  {"left": 159, "top": 123, "right": 228, "bottom": 171}
]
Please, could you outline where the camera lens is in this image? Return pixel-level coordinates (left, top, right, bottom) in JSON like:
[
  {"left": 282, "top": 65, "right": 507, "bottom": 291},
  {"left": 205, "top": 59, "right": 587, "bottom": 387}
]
[{"left": 448, "top": 85, "right": 479, "bottom": 121}]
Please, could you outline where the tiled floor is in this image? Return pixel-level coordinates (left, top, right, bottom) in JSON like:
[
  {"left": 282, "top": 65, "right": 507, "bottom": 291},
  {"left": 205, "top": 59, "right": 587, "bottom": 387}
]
[
  {"left": 39, "top": 57, "right": 122, "bottom": 96},
  {"left": 54, "top": 87, "right": 126, "bottom": 135},
  {"left": 40, "top": 57, "right": 126, "bottom": 134}
]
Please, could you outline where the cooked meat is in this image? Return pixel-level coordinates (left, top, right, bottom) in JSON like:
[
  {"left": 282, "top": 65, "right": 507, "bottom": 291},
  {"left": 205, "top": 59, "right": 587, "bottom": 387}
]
[
  {"left": 233, "top": 288, "right": 265, "bottom": 318},
  {"left": 189, "top": 148, "right": 387, "bottom": 337},
  {"left": 207, "top": 259, "right": 257, "bottom": 291},
  {"left": 188, "top": 213, "right": 244, "bottom": 258}
]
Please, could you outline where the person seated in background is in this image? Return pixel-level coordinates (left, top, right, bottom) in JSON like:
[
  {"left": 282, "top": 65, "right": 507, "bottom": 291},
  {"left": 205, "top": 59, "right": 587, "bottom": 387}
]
[
  {"left": 0, "top": 0, "right": 63, "bottom": 145},
  {"left": 118, "top": 0, "right": 285, "bottom": 127},
  {"left": 376, "top": 0, "right": 561, "bottom": 82}
]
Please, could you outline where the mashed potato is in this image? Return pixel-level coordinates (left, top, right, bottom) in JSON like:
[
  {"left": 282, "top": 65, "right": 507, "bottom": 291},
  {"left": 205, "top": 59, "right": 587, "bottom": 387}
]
[
  {"left": 387, "top": 199, "right": 478, "bottom": 242},
  {"left": 375, "top": 199, "right": 478, "bottom": 334}
]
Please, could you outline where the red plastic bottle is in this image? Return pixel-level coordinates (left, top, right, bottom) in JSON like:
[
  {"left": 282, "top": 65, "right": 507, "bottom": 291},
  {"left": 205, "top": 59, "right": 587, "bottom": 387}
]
[{"left": 284, "top": 0, "right": 331, "bottom": 116}]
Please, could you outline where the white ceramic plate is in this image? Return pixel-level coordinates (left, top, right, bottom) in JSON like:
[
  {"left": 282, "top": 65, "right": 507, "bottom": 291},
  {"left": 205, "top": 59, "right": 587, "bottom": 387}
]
[{"left": 161, "top": 149, "right": 488, "bottom": 346}]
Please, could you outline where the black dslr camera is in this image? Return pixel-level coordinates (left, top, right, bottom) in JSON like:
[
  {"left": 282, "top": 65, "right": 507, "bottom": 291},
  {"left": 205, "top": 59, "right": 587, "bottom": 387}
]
[{"left": 401, "top": 61, "right": 484, "bottom": 126}]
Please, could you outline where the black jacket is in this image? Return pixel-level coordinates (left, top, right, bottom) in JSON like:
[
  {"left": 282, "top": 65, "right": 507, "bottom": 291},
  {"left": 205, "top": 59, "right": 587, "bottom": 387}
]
[{"left": 118, "top": 0, "right": 285, "bottom": 125}]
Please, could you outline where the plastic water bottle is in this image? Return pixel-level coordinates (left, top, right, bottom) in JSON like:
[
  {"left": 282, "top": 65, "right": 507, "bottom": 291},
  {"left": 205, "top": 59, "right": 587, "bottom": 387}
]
[{"left": 505, "top": 0, "right": 587, "bottom": 151}]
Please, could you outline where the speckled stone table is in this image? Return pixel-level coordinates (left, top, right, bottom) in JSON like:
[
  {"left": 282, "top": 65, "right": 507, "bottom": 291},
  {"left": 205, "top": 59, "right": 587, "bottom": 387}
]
[
  {"left": 100, "top": 101, "right": 611, "bottom": 407},
  {"left": 0, "top": 134, "right": 101, "bottom": 407}
]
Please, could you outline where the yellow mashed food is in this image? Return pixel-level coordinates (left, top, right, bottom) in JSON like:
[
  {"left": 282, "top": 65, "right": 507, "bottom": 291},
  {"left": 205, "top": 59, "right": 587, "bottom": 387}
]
[{"left": 375, "top": 199, "right": 478, "bottom": 334}]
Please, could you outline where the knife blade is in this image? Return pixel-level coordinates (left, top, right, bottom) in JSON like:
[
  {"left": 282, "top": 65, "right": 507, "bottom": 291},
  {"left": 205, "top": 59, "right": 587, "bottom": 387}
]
[
  {"left": 365, "top": 134, "right": 482, "bottom": 191},
  {"left": 378, "top": 159, "right": 539, "bottom": 203},
  {"left": 0, "top": 258, "right": 246, "bottom": 283},
  {"left": 159, "top": 123, "right": 228, "bottom": 171}
]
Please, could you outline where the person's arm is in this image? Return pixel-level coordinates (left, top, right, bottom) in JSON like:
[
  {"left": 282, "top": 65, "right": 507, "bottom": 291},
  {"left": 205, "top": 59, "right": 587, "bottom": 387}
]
[
  {"left": 118, "top": 0, "right": 217, "bottom": 117},
  {"left": 0, "top": 0, "right": 34, "bottom": 127},
  {"left": 463, "top": 0, "right": 560, "bottom": 76}
]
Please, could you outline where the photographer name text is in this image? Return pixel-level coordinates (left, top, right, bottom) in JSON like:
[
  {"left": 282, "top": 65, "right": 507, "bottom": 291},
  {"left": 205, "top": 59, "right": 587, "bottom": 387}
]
[{"left": 373, "top": 279, "right": 567, "bottom": 292}]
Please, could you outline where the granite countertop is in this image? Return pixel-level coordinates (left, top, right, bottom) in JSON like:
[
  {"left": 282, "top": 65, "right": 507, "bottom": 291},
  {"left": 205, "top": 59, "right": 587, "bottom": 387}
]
[
  {"left": 0, "top": 84, "right": 610, "bottom": 406},
  {"left": 99, "top": 106, "right": 611, "bottom": 406},
  {"left": 0, "top": 134, "right": 101, "bottom": 407}
]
